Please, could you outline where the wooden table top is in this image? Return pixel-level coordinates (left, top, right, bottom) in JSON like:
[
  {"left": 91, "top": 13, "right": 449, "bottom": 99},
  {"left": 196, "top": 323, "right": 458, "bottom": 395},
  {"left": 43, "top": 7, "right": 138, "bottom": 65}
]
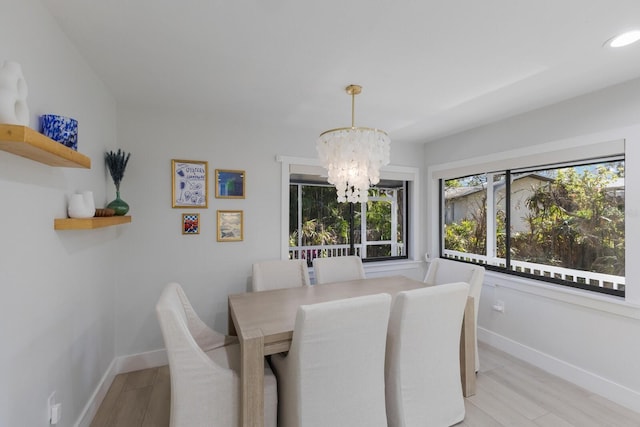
[{"left": 228, "top": 275, "right": 425, "bottom": 354}]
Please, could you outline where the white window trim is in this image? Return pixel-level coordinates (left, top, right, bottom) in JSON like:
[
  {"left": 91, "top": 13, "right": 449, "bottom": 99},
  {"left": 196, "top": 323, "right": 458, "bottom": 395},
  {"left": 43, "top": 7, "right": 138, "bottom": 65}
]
[
  {"left": 277, "top": 155, "right": 421, "bottom": 268},
  {"left": 426, "top": 125, "right": 640, "bottom": 308},
  {"left": 485, "top": 271, "right": 640, "bottom": 320}
]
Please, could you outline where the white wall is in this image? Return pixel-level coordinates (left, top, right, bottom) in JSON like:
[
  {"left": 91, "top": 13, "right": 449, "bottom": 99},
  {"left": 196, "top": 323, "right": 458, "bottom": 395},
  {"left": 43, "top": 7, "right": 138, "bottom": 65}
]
[
  {"left": 0, "top": 0, "right": 118, "bottom": 426},
  {"left": 114, "top": 107, "right": 425, "bottom": 358},
  {"left": 425, "top": 77, "right": 640, "bottom": 412}
]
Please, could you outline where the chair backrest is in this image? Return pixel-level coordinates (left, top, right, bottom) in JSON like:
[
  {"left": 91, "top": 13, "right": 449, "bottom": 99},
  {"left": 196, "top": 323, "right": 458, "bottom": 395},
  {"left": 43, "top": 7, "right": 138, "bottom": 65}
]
[
  {"left": 424, "top": 257, "right": 485, "bottom": 292},
  {"left": 424, "top": 257, "right": 485, "bottom": 371},
  {"left": 283, "top": 293, "right": 391, "bottom": 427},
  {"left": 385, "top": 282, "right": 470, "bottom": 427},
  {"left": 174, "top": 282, "right": 237, "bottom": 351},
  {"left": 252, "top": 259, "right": 310, "bottom": 291},
  {"left": 312, "top": 255, "right": 365, "bottom": 284},
  {"left": 156, "top": 282, "right": 238, "bottom": 426}
]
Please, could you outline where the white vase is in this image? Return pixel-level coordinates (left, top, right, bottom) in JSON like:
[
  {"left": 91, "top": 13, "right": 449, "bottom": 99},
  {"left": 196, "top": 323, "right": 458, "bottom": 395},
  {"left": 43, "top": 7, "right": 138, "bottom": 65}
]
[
  {"left": 68, "top": 193, "right": 92, "bottom": 218},
  {"left": 82, "top": 191, "right": 96, "bottom": 217},
  {"left": 0, "top": 60, "right": 29, "bottom": 125}
]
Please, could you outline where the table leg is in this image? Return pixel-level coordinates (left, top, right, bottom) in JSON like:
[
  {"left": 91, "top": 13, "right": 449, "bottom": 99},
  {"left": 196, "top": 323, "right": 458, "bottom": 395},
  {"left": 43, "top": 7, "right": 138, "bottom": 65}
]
[
  {"left": 228, "top": 306, "right": 237, "bottom": 336},
  {"left": 460, "top": 296, "right": 476, "bottom": 397},
  {"left": 240, "top": 329, "right": 265, "bottom": 427}
]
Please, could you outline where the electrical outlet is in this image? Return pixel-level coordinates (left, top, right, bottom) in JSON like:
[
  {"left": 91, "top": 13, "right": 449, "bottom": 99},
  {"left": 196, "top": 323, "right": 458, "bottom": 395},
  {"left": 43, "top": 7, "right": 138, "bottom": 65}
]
[
  {"left": 48, "top": 391, "right": 61, "bottom": 425},
  {"left": 492, "top": 299, "right": 505, "bottom": 314}
]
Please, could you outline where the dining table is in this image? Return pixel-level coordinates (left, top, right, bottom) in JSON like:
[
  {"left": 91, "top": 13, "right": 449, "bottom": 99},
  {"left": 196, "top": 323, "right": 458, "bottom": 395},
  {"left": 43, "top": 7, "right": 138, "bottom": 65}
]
[{"left": 228, "top": 274, "right": 476, "bottom": 427}]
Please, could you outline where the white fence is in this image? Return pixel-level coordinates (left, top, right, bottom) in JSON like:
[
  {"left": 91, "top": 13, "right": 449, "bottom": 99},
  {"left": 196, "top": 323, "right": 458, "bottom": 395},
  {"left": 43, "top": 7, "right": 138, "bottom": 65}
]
[
  {"left": 443, "top": 249, "right": 625, "bottom": 292},
  {"left": 289, "top": 243, "right": 405, "bottom": 264},
  {"left": 289, "top": 244, "right": 361, "bottom": 262}
]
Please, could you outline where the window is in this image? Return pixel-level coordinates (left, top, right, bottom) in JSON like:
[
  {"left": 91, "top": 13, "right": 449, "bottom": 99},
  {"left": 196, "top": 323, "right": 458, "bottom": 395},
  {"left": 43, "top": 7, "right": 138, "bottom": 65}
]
[
  {"left": 441, "top": 157, "right": 625, "bottom": 296},
  {"left": 289, "top": 175, "right": 408, "bottom": 264}
]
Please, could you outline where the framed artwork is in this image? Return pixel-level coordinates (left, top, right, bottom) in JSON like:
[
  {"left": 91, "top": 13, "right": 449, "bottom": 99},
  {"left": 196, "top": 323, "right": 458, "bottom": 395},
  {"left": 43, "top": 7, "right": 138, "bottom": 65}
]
[
  {"left": 172, "top": 159, "right": 208, "bottom": 208},
  {"left": 215, "top": 169, "right": 245, "bottom": 199},
  {"left": 217, "top": 210, "right": 243, "bottom": 242},
  {"left": 182, "top": 213, "right": 200, "bottom": 234}
]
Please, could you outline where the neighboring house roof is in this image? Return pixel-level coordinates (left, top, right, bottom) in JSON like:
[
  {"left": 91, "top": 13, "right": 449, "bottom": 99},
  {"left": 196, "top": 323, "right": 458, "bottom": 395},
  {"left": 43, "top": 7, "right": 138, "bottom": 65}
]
[
  {"left": 607, "top": 177, "right": 625, "bottom": 189},
  {"left": 445, "top": 172, "right": 552, "bottom": 201},
  {"left": 445, "top": 185, "right": 484, "bottom": 200},
  {"left": 446, "top": 174, "right": 624, "bottom": 202}
]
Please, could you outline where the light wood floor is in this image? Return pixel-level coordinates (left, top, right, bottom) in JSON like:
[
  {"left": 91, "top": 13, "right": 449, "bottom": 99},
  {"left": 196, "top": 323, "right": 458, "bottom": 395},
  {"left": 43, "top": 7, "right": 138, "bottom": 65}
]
[{"left": 90, "top": 342, "right": 640, "bottom": 426}]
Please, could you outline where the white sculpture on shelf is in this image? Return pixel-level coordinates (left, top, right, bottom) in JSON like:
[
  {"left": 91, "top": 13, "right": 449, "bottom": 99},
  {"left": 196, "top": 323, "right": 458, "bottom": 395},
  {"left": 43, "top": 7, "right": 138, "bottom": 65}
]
[{"left": 0, "top": 60, "right": 29, "bottom": 126}]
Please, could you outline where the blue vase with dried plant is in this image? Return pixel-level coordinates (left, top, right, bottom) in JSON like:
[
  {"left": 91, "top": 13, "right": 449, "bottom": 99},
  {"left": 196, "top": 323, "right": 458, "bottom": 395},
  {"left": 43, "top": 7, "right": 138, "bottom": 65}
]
[{"left": 105, "top": 149, "right": 131, "bottom": 216}]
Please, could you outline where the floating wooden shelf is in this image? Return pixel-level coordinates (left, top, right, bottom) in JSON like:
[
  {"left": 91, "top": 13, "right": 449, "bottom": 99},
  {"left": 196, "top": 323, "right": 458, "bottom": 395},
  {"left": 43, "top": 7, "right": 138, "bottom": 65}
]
[
  {"left": 54, "top": 216, "right": 131, "bottom": 230},
  {"left": 0, "top": 124, "right": 91, "bottom": 168}
]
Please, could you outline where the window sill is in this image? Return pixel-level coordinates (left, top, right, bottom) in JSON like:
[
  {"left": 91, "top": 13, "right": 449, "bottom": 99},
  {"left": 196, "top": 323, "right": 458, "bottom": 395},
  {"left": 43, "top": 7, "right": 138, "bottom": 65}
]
[
  {"left": 485, "top": 270, "right": 640, "bottom": 320},
  {"left": 308, "top": 259, "right": 423, "bottom": 284},
  {"left": 363, "top": 258, "right": 423, "bottom": 274}
]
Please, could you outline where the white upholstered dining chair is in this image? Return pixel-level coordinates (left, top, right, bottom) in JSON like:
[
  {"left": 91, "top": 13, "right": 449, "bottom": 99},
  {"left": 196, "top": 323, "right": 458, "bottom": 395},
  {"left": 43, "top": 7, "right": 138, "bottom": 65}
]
[
  {"left": 171, "top": 281, "right": 237, "bottom": 351},
  {"left": 312, "top": 255, "right": 365, "bottom": 284},
  {"left": 251, "top": 259, "right": 310, "bottom": 292},
  {"left": 156, "top": 282, "right": 277, "bottom": 427},
  {"left": 424, "top": 256, "right": 485, "bottom": 371},
  {"left": 271, "top": 293, "right": 391, "bottom": 427},
  {"left": 385, "top": 282, "right": 470, "bottom": 427}
]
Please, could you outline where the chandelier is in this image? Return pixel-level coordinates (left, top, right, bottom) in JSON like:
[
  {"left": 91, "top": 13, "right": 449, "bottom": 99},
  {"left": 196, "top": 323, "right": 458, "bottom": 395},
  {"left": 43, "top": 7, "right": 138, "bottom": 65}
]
[{"left": 316, "top": 84, "right": 390, "bottom": 203}]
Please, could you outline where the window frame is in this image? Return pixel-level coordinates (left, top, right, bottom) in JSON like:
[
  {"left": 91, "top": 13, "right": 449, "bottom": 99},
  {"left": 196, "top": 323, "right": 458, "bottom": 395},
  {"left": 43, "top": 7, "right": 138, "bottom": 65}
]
[
  {"left": 427, "top": 132, "right": 640, "bottom": 307},
  {"left": 289, "top": 181, "right": 408, "bottom": 263},
  {"left": 278, "top": 156, "right": 421, "bottom": 265},
  {"left": 439, "top": 155, "right": 625, "bottom": 297}
]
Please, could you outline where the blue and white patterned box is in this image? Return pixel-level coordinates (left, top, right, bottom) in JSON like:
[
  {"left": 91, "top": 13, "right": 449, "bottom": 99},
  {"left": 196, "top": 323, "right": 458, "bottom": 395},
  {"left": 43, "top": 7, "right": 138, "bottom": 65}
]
[{"left": 40, "top": 114, "right": 78, "bottom": 151}]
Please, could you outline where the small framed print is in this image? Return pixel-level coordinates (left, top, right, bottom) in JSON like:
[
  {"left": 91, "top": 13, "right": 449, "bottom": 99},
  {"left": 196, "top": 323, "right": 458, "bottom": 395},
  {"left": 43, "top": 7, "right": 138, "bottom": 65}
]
[
  {"left": 182, "top": 213, "right": 200, "bottom": 235},
  {"left": 217, "top": 210, "right": 243, "bottom": 242},
  {"left": 215, "top": 169, "right": 245, "bottom": 199},
  {"left": 172, "top": 159, "right": 208, "bottom": 208}
]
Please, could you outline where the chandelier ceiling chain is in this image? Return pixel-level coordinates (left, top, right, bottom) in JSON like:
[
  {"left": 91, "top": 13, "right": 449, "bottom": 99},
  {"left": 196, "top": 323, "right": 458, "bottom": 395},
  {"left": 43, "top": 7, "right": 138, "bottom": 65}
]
[{"left": 316, "top": 84, "right": 391, "bottom": 203}]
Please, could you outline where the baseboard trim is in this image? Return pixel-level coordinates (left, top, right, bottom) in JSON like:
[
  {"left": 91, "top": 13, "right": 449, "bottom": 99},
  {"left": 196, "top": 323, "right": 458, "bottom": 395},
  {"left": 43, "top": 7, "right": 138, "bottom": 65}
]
[
  {"left": 73, "top": 358, "right": 118, "bottom": 427},
  {"left": 74, "top": 349, "right": 168, "bottom": 427},
  {"left": 478, "top": 327, "right": 640, "bottom": 414},
  {"left": 115, "top": 348, "right": 168, "bottom": 374}
]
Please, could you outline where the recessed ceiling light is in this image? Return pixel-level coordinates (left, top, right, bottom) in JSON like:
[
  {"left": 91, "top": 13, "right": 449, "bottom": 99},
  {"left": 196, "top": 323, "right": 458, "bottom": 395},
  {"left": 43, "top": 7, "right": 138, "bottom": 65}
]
[{"left": 607, "top": 30, "right": 640, "bottom": 48}]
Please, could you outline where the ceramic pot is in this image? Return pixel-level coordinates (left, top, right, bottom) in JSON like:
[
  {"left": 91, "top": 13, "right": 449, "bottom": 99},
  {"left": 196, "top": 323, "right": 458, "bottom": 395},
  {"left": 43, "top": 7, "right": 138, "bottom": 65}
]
[
  {"left": 40, "top": 114, "right": 78, "bottom": 150},
  {"left": 82, "top": 190, "right": 96, "bottom": 217},
  {"left": 68, "top": 194, "right": 92, "bottom": 218}
]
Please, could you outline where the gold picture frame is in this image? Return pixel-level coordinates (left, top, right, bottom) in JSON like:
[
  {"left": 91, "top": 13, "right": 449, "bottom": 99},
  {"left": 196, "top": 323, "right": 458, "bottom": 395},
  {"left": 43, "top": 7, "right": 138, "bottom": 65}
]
[
  {"left": 215, "top": 169, "right": 245, "bottom": 199},
  {"left": 172, "top": 159, "right": 208, "bottom": 208},
  {"left": 182, "top": 213, "right": 200, "bottom": 235},
  {"left": 217, "top": 210, "right": 243, "bottom": 242}
]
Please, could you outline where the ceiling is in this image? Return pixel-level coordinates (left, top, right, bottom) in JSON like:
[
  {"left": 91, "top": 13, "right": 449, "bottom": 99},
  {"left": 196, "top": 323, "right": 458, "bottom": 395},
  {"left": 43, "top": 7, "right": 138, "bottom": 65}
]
[{"left": 40, "top": 0, "right": 640, "bottom": 144}]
